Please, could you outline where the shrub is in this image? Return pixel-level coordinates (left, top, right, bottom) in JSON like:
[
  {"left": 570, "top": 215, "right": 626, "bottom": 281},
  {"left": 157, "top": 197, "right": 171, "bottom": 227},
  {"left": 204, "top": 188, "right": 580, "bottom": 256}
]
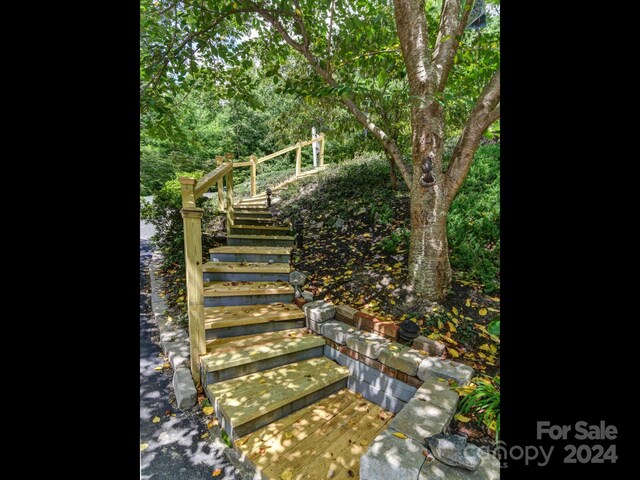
[
  {"left": 380, "top": 228, "right": 410, "bottom": 253},
  {"left": 140, "top": 171, "right": 216, "bottom": 272},
  {"left": 457, "top": 375, "right": 501, "bottom": 444}
]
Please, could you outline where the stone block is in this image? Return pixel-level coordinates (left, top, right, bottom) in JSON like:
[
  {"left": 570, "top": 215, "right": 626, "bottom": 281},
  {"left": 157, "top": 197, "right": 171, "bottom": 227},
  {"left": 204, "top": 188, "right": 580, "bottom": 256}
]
[
  {"left": 320, "top": 321, "right": 356, "bottom": 345},
  {"left": 379, "top": 343, "right": 429, "bottom": 376},
  {"left": 414, "top": 375, "right": 460, "bottom": 412},
  {"left": 388, "top": 397, "right": 453, "bottom": 444},
  {"left": 335, "top": 304, "right": 358, "bottom": 323},
  {"left": 302, "top": 300, "right": 335, "bottom": 322},
  {"left": 419, "top": 451, "right": 501, "bottom": 480},
  {"left": 173, "top": 367, "right": 197, "bottom": 409},
  {"left": 360, "top": 429, "right": 427, "bottom": 480},
  {"left": 346, "top": 331, "right": 389, "bottom": 359},
  {"left": 418, "top": 358, "right": 474, "bottom": 386},
  {"left": 413, "top": 336, "right": 446, "bottom": 356}
]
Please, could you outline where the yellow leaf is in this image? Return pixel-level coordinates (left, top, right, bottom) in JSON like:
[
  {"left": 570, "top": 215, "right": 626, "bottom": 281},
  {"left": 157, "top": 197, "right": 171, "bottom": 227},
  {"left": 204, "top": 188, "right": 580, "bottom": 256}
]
[
  {"left": 201, "top": 432, "right": 209, "bottom": 439},
  {"left": 154, "top": 366, "right": 163, "bottom": 371},
  {"left": 152, "top": 416, "right": 160, "bottom": 423},
  {"left": 392, "top": 432, "right": 408, "bottom": 439},
  {"left": 437, "top": 319, "right": 444, "bottom": 330},
  {"left": 260, "top": 379, "right": 266, "bottom": 384},
  {"left": 489, "top": 296, "right": 500, "bottom": 302},
  {"left": 478, "top": 308, "right": 488, "bottom": 316},
  {"left": 283, "top": 431, "right": 294, "bottom": 439},
  {"left": 202, "top": 406, "right": 214, "bottom": 415},
  {"left": 447, "top": 347, "right": 460, "bottom": 358},
  {"left": 163, "top": 363, "right": 171, "bottom": 369},
  {"left": 359, "top": 439, "right": 368, "bottom": 446},
  {"left": 451, "top": 317, "right": 459, "bottom": 326},
  {"left": 465, "top": 298, "right": 471, "bottom": 307},
  {"left": 447, "top": 321, "right": 457, "bottom": 333},
  {"left": 452, "top": 307, "right": 458, "bottom": 316},
  {"left": 418, "top": 350, "right": 428, "bottom": 356},
  {"left": 212, "top": 468, "right": 222, "bottom": 477},
  {"left": 489, "top": 344, "right": 498, "bottom": 354},
  {"left": 479, "top": 344, "right": 491, "bottom": 352},
  {"left": 280, "top": 468, "right": 294, "bottom": 480},
  {"left": 390, "top": 299, "right": 396, "bottom": 305},
  {"left": 454, "top": 414, "right": 472, "bottom": 423},
  {"left": 140, "top": 443, "right": 149, "bottom": 451}
]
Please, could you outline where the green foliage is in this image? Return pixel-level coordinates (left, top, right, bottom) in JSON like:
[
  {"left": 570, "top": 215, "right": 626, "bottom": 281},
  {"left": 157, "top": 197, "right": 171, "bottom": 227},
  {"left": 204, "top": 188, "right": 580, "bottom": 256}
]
[
  {"left": 140, "top": 171, "right": 216, "bottom": 272},
  {"left": 458, "top": 375, "right": 501, "bottom": 444},
  {"left": 448, "top": 144, "right": 500, "bottom": 291},
  {"left": 380, "top": 228, "right": 410, "bottom": 253},
  {"left": 488, "top": 316, "right": 500, "bottom": 336},
  {"left": 371, "top": 203, "right": 394, "bottom": 225}
]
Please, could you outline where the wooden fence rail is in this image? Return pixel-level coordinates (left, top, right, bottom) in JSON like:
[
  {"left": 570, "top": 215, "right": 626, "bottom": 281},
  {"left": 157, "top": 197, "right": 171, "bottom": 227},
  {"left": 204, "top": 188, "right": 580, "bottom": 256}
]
[{"left": 178, "top": 134, "right": 324, "bottom": 386}]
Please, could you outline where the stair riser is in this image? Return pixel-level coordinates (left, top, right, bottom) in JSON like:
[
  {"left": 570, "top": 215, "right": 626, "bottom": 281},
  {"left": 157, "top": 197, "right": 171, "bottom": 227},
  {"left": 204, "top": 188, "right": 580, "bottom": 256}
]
[
  {"left": 227, "top": 237, "right": 295, "bottom": 247},
  {"left": 233, "top": 212, "right": 272, "bottom": 219},
  {"left": 206, "top": 320, "right": 305, "bottom": 340},
  {"left": 212, "top": 377, "right": 348, "bottom": 440},
  {"left": 230, "top": 227, "right": 292, "bottom": 236},
  {"left": 232, "top": 218, "right": 276, "bottom": 226},
  {"left": 209, "top": 252, "right": 291, "bottom": 263},
  {"left": 203, "top": 345, "right": 323, "bottom": 386},
  {"left": 203, "top": 272, "right": 290, "bottom": 283},
  {"left": 204, "top": 293, "right": 295, "bottom": 307}
]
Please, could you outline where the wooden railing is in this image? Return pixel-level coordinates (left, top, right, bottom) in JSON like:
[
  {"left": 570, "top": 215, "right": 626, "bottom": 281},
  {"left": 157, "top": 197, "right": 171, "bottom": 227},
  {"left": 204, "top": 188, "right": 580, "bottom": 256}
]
[{"left": 178, "top": 134, "right": 324, "bottom": 385}]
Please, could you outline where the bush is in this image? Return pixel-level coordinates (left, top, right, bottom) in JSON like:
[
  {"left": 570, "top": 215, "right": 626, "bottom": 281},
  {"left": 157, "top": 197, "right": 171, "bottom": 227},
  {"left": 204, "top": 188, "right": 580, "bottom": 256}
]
[
  {"left": 380, "top": 228, "right": 410, "bottom": 253},
  {"left": 140, "top": 171, "right": 216, "bottom": 272},
  {"left": 457, "top": 375, "right": 501, "bottom": 444},
  {"left": 448, "top": 144, "right": 500, "bottom": 291}
]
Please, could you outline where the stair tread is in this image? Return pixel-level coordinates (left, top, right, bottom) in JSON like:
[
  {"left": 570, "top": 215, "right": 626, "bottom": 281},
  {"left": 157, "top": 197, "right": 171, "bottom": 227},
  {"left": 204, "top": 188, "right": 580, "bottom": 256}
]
[
  {"left": 208, "top": 358, "right": 349, "bottom": 427},
  {"left": 204, "top": 303, "right": 304, "bottom": 329},
  {"left": 203, "top": 261, "right": 291, "bottom": 274},
  {"left": 203, "top": 281, "right": 294, "bottom": 297},
  {"left": 209, "top": 246, "right": 293, "bottom": 254},
  {"left": 227, "top": 234, "right": 295, "bottom": 241},
  {"left": 202, "top": 330, "right": 324, "bottom": 372}
]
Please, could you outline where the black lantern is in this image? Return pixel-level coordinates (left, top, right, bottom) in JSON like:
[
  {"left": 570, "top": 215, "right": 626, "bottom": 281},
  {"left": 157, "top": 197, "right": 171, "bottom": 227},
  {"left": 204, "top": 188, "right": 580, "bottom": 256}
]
[
  {"left": 398, "top": 319, "right": 420, "bottom": 344},
  {"left": 266, "top": 187, "right": 272, "bottom": 208}
]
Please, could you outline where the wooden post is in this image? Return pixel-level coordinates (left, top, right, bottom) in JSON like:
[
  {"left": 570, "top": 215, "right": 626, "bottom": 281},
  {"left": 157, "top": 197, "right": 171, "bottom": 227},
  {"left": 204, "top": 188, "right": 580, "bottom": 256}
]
[
  {"left": 312, "top": 127, "right": 318, "bottom": 167},
  {"left": 178, "top": 178, "right": 206, "bottom": 387},
  {"left": 295, "top": 144, "right": 302, "bottom": 177},
  {"left": 225, "top": 169, "right": 234, "bottom": 235},
  {"left": 250, "top": 155, "right": 257, "bottom": 197},
  {"left": 319, "top": 134, "right": 325, "bottom": 166},
  {"left": 216, "top": 156, "right": 224, "bottom": 212}
]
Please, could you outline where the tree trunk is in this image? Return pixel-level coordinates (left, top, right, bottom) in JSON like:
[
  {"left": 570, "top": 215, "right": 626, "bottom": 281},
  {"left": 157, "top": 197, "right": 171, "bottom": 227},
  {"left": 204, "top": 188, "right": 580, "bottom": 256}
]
[
  {"left": 387, "top": 154, "right": 398, "bottom": 190},
  {"left": 407, "top": 103, "right": 452, "bottom": 301}
]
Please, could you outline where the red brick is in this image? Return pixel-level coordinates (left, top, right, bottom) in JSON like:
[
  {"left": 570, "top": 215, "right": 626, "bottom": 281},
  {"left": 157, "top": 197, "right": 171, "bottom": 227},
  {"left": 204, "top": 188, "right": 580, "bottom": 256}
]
[
  {"left": 336, "top": 314, "right": 358, "bottom": 327},
  {"left": 353, "top": 312, "right": 376, "bottom": 331},
  {"left": 358, "top": 354, "right": 382, "bottom": 371},
  {"left": 373, "top": 321, "right": 399, "bottom": 339},
  {"left": 395, "top": 371, "right": 409, "bottom": 383},
  {"left": 294, "top": 297, "right": 307, "bottom": 308},
  {"left": 405, "top": 375, "right": 424, "bottom": 389},
  {"left": 379, "top": 364, "right": 397, "bottom": 378}
]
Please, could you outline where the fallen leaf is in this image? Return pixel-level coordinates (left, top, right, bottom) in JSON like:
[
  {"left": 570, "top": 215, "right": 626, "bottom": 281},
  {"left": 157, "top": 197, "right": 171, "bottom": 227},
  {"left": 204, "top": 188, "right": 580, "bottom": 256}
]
[
  {"left": 201, "top": 432, "right": 210, "bottom": 439},
  {"left": 212, "top": 468, "right": 222, "bottom": 477},
  {"left": 163, "top": 363, "right": 171, "bottom": 369},
  {"left": 465, "top": 298, "right": 471, "bottom": 307},
  {"left": 202, "top": 406, "right": 214, "bottom": 415},
  {"left": 283, "top": 431, "right": 294, "bottom": 439},
  {"left": 152, "top": 416, "right": 160, "bottom": 423},
  {"left": 447, "top": 347, "right": 460, "bottom": 358},
  {"left": 154, "top": 366, "right": 163, "bottom": 371},
  {"left": 280, "top": 468, "right": 294, "bottom": 480},
  {"left": 140, "top": 443, "right": 149, "bottom": 451},
  {"left": 452, "top": 307, "right": 459, "bottom": 316},
  {"left": 260, "top": 379, "right": 266, "bottom": 384},
  {"left": 348, "top": 470, "right": 355, "bottom": 477},
  {"left": 447, "top": 321, "right": 457, "bottom": 333},
  {"left": 478, "top": 308, "right": 488, "bottom": 316},
  {"left": 418, "top": 350, "right": 428, "bottom": 356},
  {"left": 359, "top": 439, "right": 368, "bottom": 446},
  {"left": 454, "top": 413, "right": 472, "bottom": 423},
  {"left": 392, "top": 432, "right": 408, "bottom": 439}
]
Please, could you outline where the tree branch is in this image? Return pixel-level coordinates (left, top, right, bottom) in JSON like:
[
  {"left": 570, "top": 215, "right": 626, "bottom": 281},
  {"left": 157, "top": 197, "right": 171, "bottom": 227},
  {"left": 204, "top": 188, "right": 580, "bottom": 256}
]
[
  {"left": 432, "top": 0, "right": 473, "bottom": 91},
  {"left": 392, "top": 0, "right": 437, "bottom": 96},
  {"left": 445, "top": 69, "right": 500, "bottom": 202},
  {"left": 252, "top": 2, "right": 413, "bottom": 186}
]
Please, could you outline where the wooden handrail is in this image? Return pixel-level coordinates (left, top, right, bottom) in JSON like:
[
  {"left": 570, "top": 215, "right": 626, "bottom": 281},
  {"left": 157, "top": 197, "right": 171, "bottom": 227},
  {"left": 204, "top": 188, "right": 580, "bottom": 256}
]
[
  {"left": 255, "top": 136, "right": 324, "bottom": 165},
  {"left": 192, "top": 161, "right": 233, "bottom": 198}
]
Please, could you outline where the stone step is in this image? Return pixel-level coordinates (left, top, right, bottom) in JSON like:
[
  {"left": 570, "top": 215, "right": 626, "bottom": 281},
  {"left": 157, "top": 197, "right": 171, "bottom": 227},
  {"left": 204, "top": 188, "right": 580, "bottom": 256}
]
[
  {"left": 227, "top": 234, "right": 295, "bottom": 247},
  {"left": 201, "top": 329, "right": 325, "bottom": 385},
  {"left": 206, "top": 357, "right": 349, "bottom": 440},
  {"left": 209, "top": 246, "right": 292, "bottom": 263},
  {"left": 229, "top": 224, "right": 292, "bottom": 236},
  {"left": 203, "top": 261, "right": 291, "bottom": 282},
  {"left": 204, "top": 281, "right": 294, "bottom": 307}
]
